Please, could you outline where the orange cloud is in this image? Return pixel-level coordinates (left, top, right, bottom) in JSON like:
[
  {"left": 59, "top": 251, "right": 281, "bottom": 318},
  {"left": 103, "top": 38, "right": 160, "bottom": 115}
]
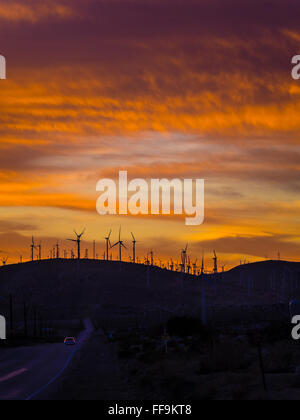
[{"left": 0, "top": 1, "right": 75, "bottom": 22}]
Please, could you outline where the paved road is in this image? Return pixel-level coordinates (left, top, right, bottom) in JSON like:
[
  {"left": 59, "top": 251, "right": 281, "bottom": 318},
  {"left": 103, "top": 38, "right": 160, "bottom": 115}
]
[{"left": 0, "top": 318, "right": 93, "bottom": 400}]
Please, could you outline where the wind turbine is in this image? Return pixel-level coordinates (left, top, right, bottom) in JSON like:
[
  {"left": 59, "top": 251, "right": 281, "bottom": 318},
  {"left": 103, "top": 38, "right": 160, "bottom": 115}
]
[
  {"left": 213, "top": 250, "right": 218, "bottom": 274},
  {"left": 56, "top": 242, "right": 60, "bottom": 259},
  {"left": 200, "top": 251, "right": 205, "bottom": 275},
  {"left": 31, "top": 237, "right": 37, "bottom": 262},
  {"left": 131, "top": 232, "right": 138, "bottom": 264},
  {"left": 67, "top": 229, "right": 85, "bottom": 259},
  {"left": 200, "top": 251, "right": 206, "bottom": 325},
  {"left": 150, "top": 250, "right": 154, "bottom": 266},
  {"left": 187, "top": 256, "right": 191, "bottom": 274},
  {"left": 180, "top": 244, "right": 188, "bottom": 273},
  {"left": 37, "top": 243, "right": 42, "bottom": 260},
  {"left": 105, "top": 229, "right": 112, "bottom": 261},
  {"left": 111, "top": 227, "right": 127, "bottom": 262},
  {"left": 192, "top": 258, "right": 198, "bottom": 275},
  {"left": 93, "top": 240, "right": 96, "bottom": 260},
  {"left": 1, "top": 256, "right": 8, "bottom": 266}
]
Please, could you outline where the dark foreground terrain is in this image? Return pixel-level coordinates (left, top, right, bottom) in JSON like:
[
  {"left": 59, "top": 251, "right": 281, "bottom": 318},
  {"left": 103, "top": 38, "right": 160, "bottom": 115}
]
[
  {"left": 0, "top": 259, "right": 300, "bottom": 400},
  {"left": 50, "top": 319, "right": 300, "bottom": 401}
]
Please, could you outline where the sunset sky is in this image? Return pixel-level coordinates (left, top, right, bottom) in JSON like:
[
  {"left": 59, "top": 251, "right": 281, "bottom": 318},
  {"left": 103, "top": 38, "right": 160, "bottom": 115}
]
[{"left": 0, "top": 0, "right": 299, "bottom": 269}]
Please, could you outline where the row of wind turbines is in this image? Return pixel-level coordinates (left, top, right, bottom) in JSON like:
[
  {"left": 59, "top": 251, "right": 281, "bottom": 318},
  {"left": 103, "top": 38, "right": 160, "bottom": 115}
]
[{"left": 18, "top": 228, "right": 225, "bottom": 275}]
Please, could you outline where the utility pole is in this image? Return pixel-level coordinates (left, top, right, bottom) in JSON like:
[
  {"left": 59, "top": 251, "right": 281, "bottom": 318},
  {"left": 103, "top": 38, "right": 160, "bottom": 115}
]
[
  {"left": 40, "top": 315, "right": 43, "bottom": 338},
  {"left": 23, "top": 301, "right": 28, "bottom": 338},
  {"left": 33, "top": 307, "right": 37, "bottom": 338},
  {"left": 9, "top": 294, "right": 14, "bottom": 334}
]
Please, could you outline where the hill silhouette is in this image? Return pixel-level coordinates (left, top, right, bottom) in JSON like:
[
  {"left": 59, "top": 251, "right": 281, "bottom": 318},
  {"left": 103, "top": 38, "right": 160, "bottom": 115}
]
[{"left": 0, "top": 259, "right": 299, "bottom": 328}]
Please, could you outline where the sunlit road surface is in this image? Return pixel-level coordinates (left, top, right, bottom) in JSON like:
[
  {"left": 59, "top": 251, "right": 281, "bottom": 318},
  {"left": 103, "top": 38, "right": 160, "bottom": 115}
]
[{"left": 0, "top": 318, "right": 94, "bottom": 400}]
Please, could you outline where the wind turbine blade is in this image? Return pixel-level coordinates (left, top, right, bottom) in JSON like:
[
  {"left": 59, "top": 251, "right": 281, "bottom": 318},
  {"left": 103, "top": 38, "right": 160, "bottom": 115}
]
[
  {"left": 122, "top": 243, "right": 127, "bottom": 249},
  {"left": 111, "top": 242, "right": 119, "bottom": 248}
]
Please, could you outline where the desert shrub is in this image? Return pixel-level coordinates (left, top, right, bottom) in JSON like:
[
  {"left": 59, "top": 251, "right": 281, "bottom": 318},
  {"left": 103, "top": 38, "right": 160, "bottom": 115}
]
[
  {"left": 139, "top": 372, "right": 156, "bottom": 392},
  {"left": 161, "top": 376, "right": 196, "bottom": 400},
  {"left": 149, "top": 323, "right": 166, "bottom": 337},
  {"left": 262, "top": 320, "right": 291, "bottom": 344},
  {"left": 197, "top": 340, "right": 251, "bottom": 373},
  {"left": 138, "top": 349, "right": 165, "bottom": 364},
  {"left": 190, "top": 383, "right": 218, "bottom": 400},
  {"left": 264, "top": 342, "right": 294, "bottom": 373},
  {"left": 118, "top": 349, "right": 134, "bottom": 359},
  {"left": 167, "top": 316, "right": 211, "bottom": 339},
  {"left": 290, "top": 374, "right": 300, "bottom": 389}
]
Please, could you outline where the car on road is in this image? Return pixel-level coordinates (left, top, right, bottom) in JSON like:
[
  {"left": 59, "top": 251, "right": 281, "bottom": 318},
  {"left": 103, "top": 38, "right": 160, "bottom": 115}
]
[{"left": 64, "top": 337, "right": 77, "bottom": 346}]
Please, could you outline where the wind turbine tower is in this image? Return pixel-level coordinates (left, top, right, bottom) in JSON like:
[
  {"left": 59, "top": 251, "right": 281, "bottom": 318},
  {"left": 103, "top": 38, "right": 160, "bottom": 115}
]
[
  {"left": 201, "top": 251, "right": 205, "bottom": 275},
  {"left": 56, "top": 242, "right": 60, "bottom": 259},
  {"left": 37, "top": 243, "right": 42, "bottom": 260},
  {"left": 31, "top": 237, "right": 37, "bottom": 262},
  {"left": 1, "top": 256, "right": 8, "bottom": 266},
  {"left": 180, "top": 244, "right": 188, "bottom": 273},
  {"left": 67, "top": 229, "right": 85, "bottom": 259},
  {"left": 193, "top": 259, "right": 198, "bottom": 275},
  {"left": 131, "top": 232, "right": 137, "bottom": 264},
  {"left": 150, "top": 250, "right": 154, "bottom": 266},
  {"left": 213, "top": 250, "right": 218, "bottom": 274},
  {"left": 105, "top": 229, "right": 112, "bottom": 261},
  {"left": 111, "top": 227, "right": 127, "bottom": 262}
]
